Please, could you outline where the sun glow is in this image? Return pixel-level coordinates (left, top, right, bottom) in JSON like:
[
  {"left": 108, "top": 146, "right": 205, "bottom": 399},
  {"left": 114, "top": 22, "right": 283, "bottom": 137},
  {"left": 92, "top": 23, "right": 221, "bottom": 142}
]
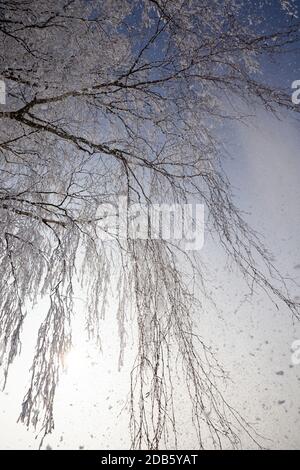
[{"left": 63, "top": 347, "right": 87, "bottom": 374}]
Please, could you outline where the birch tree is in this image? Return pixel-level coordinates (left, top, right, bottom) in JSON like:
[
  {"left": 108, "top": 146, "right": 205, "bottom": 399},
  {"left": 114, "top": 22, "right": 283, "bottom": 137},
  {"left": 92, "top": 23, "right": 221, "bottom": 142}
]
[{"left": 0, "top": 0, "right": 299, "bottom": 449}]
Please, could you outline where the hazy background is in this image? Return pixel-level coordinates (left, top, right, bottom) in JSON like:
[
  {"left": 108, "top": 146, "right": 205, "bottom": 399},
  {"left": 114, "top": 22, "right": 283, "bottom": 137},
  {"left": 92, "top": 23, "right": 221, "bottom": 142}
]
[{"left": 0, "top": 108, "right": 299, "bottom": 449}]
